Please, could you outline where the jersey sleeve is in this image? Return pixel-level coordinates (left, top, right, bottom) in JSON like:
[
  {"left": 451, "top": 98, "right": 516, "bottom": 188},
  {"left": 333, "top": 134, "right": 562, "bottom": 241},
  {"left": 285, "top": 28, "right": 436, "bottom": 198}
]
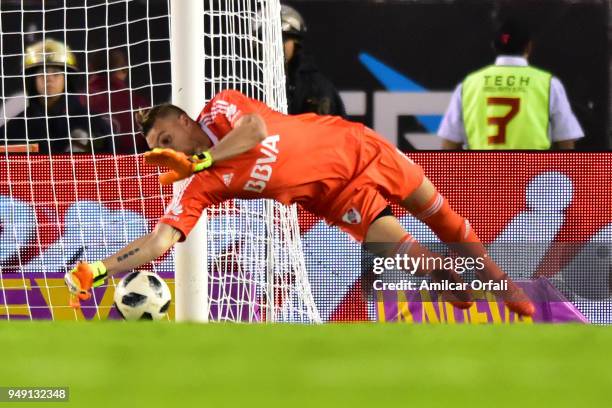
[
  {"left": 437, "top": 84, "right": 467, "bottom": 144},
  {"left": 198, "top": 90, "right": 257, "bottom": 140},
  {"left": 549, "top": 77, "right": 585, "bottom": 142},
  {"left": 158, "top": 174, "right": 223, "bottom": 242}
]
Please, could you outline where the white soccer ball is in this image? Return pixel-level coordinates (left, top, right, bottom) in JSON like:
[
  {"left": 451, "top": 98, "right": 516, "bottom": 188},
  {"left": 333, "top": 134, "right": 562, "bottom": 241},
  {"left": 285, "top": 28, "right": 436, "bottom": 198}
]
[{"left": 113, "top": 271, "right": 172, "bottom": 321}]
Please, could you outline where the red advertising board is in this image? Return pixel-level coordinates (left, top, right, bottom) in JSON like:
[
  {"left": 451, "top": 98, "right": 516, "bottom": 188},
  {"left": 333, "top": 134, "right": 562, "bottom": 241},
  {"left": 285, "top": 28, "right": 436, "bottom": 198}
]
[{"left": 1, "top": 153, "right": 610, "bottom": 322}]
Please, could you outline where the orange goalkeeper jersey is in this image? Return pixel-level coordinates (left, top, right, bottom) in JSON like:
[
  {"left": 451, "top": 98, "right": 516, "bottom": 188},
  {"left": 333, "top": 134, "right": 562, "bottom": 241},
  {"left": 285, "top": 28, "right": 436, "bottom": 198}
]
[{"left": 159, "top": 90, "right": 423, "bottom": 242}]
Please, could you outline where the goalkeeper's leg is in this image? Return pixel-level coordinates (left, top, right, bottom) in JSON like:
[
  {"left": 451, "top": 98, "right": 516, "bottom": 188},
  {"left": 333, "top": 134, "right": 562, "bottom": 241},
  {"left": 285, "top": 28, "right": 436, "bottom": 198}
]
[
  {"left": 364, "top": 210, "right": 473, "bottom": 309},
  {"left": 399, "top": 177, "right": 535, "bottom": 317}
]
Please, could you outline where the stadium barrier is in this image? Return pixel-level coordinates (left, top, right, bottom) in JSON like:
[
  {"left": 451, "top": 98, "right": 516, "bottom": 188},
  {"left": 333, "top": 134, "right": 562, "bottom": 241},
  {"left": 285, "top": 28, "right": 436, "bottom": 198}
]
[
  {"left": 0, "top": 272, "right": 174, "bottom": 320},
  {"left": 1, "top": 153, "right": 610, "bottom": 322},
  {"left": 376, "top": 279, "right": 588, "bottom": 324},
  {"left": 0, "top": 272, "right": 586, "bottom": 324}
]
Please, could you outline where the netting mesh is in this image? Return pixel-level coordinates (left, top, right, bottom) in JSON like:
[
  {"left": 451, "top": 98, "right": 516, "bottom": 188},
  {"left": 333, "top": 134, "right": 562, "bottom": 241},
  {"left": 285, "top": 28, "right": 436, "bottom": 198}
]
[
  {"left": 0, "top": 1, "right": 172, "bottom": 321},
  {"left": 0, "top": 0, "right": 320, "bottom": 323},
  {"left": 1, "top": 0, "right": 170, "bottom": 154},
  {"left": 198, "top": 0, "right": 319, "bottom": 322}
]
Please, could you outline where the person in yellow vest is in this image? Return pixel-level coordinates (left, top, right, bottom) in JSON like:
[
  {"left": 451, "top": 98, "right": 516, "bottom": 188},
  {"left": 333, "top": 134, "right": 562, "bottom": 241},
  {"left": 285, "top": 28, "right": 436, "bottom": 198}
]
[{"left": 438, "top": 20, "right": 584, "bottom": 150}]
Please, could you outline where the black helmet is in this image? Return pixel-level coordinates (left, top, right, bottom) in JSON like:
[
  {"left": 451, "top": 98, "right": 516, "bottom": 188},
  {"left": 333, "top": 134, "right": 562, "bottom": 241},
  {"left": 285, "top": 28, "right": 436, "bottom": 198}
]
[{"left": 281, "top": 5, "right": 307, "bottom": 39}]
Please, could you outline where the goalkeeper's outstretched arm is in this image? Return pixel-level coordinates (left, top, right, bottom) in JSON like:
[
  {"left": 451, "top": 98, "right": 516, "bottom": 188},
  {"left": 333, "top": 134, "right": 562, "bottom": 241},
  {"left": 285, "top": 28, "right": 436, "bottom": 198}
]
[
  {"left": 64, "top": 222, "right": 181, "bottom": 305},
  {"left": 103, "top": 222, "right": 182, "bottom": 275},
  {"left": 207, "top": 113, "right": 267, "bottom": 162}
]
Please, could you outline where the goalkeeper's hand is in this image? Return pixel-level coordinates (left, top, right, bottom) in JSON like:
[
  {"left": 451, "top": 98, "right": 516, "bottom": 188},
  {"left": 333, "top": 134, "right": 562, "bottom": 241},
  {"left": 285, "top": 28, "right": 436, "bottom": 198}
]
[
  {"left": 143, "top": 148, "right": 213, "bottom": 185},
  {"left": 64, "top": 261, "right": 108, "bottom": 308}
]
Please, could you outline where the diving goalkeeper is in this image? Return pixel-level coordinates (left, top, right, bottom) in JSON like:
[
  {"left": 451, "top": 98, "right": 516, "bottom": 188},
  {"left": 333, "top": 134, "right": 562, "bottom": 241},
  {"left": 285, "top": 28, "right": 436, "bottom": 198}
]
[{"left": 64, "top": 89, "right": 535, "bottom": 316}]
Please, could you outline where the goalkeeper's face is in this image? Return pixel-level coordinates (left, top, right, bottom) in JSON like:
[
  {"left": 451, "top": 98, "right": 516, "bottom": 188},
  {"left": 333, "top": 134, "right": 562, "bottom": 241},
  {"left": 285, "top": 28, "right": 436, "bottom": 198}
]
[{"left": 146, "top": 114, "right": 208, "bottom": 156}]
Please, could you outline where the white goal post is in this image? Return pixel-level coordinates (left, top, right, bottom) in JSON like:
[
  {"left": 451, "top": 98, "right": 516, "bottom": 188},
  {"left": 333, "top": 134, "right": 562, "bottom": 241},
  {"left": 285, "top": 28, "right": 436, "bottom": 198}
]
[
  {"left": 170, "top": 0, "right": 320, "bottom": 323},
  {"left": 170, "top": 0, "right": 208, "bottom": 323}
]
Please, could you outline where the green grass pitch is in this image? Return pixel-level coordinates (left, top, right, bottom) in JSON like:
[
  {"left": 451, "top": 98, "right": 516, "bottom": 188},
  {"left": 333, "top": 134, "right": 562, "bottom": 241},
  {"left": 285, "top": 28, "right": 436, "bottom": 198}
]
[{"left": 0, "top": 322, "right": 610, "bottom": 407}]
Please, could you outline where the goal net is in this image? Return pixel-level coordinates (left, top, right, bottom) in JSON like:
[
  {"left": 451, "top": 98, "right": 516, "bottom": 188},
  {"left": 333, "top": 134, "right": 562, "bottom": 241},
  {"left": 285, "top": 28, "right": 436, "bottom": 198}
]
[{"left": 0, "top": 0, "right": 320, "bottom": 323}]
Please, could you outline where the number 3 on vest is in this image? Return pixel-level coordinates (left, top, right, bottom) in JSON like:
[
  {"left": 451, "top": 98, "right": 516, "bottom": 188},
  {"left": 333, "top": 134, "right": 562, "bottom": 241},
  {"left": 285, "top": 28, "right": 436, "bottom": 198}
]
[{"left": 487, "top": 97, "right": 520, "bottom": 145}]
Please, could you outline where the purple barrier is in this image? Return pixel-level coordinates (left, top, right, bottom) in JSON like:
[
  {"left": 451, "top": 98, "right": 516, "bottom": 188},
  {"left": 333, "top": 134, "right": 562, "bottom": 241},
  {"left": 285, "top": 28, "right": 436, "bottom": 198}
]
[
  {"left": 376, "top": 279, "right": 588, "bottom": 324},
  {"left": 0, "top": 273, "right": 587, "bottom": 323},
  {"left": 0, "top": 272, "right": 176, "bottom": 320},
  {"left": 0, "top": 271, "right": 260, "bottom": 321}
]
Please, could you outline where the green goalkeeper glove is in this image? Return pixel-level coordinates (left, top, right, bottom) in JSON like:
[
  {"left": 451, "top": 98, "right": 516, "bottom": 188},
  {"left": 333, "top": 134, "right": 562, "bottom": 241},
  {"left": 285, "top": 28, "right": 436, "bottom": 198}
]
[{"left": 191, "top": 151, "right": 214, "bottom": 172}]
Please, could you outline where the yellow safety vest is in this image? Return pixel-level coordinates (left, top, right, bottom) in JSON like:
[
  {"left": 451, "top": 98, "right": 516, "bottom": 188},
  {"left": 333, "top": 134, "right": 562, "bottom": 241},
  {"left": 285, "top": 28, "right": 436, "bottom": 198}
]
[{"left": 462, "top": 65, "right": 552, "bottom": 149}]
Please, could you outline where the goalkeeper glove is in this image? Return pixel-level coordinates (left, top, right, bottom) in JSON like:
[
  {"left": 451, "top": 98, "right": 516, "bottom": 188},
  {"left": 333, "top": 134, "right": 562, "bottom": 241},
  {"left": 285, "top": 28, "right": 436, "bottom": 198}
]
[
  {"left": 64, "top": 261, "right": 107, "bottom": 308},
  {"left": 143, "top": 148, "right": 214, "bottom": 185}
]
